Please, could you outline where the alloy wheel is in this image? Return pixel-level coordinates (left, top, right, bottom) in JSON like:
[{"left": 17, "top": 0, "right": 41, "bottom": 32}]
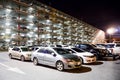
[
  {"left": 33, "top": 58, "right": 38, "bottom": 65},
  {"left": 56, "top": 61, "right": 64, "bottom": 71},
  {"left": 21, "top": 56, "right": 25, "bottom": 61},
  {"left": 9, "top": 54, "right": 12, "bottom": 59}
]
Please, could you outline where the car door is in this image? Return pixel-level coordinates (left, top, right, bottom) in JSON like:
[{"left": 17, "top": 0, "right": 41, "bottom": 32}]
[
  {"left": 36, "top": 48, "right": 45, "bottom": 64},
  {"left": 11, "top": 47, "right": 20, "bottom": 58},
  {"left": 43, "top": 49, "right": 56, "bottom": 66}
]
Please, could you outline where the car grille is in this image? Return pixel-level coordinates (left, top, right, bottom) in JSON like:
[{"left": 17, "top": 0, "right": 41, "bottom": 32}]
[
  {"left": 88, "top": 55, "right": 95, "bottom": 58},
  {"left": 100, "top": 49, "right": 108, "bottom": 53},
  {"left": 75, "top": 64, "right": 81, "bottom": 67}
]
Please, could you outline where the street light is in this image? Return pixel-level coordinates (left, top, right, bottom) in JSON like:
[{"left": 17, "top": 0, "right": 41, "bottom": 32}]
[{"left": 107, "top": 28, "right": 115, "bottom": 43}]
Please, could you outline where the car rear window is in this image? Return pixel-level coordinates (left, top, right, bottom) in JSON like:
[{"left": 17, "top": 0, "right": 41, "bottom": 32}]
[
  {"left": 66, "top": 49, "right": 75, "bottom": 53},
  {"left": 53, "top": 48, "right": 71, "bottom": 55},
  {"left": 21, "top": 48, "right": 29, "bottom": 51},
  {"left": 72, "top": 48, "right": 84, "bottom": 52}
]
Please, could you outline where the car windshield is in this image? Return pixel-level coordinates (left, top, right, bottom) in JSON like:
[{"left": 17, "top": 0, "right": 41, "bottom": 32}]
[
  {"left": 53, "top": 48, "right": 71, "bottom": 55},
  {"left": 65, "top": 49, "right": 75, "bottom": 53},
  {"left": 72, "top": 48, "right": 84, "bottom": 52},
  {"left": 96, "top": 44, "right": 106, "bottom": 47},
  {"left": 21, "top": 48, "right": 29, "bottom": 51},
  {"left": 105, "top": 44, "right": 114, "bottom": 48}
]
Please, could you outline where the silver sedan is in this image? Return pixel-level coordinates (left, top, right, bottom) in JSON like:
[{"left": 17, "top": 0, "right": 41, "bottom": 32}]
[{"left": 31, "top": 47, "right": 82, "bottom": 71}]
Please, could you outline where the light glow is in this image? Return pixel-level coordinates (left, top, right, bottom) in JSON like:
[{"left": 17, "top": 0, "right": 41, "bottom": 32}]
[
  {"left": 107, "top": 28, "right": 115, "bottom": 34},
  {"left": 5, "top": 29, "right": 11, "bottom": 34},
  {"left": 5, "top": 22, "right": 10, "bottom": 26},
  {"left": 29, "top": 23, "right": 34, "bottom": 26},
  {"left": 46, "top": 19, "right": 51, "bottom": 24},
  {"left": 6, "top": 8, "right": 12, "bottom": 13},
  {"left": 1, "top": 33, "right": 5, "bottom": 35},
  {"left": 5, "top": 39, "right": 10, "bottom": 42},
  {"left": 28, "top": 7, "right": 33, "bottom": 12},
  {"left": 28, "top": 15, "right": 34, "bottom": 18}
]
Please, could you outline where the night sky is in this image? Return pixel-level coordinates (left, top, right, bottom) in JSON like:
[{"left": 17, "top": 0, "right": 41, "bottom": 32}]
[{"left": 37, "top": 0, "right": 120, "bottom": 32}]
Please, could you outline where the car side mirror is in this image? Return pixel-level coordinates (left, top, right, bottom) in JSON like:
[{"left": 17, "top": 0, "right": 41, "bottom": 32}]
[
  {"left": 52, "top": 53, "right": 56, "bottom": 57},
  {"left": 19, "top": 50, "right": 21, "bottom": 52}
]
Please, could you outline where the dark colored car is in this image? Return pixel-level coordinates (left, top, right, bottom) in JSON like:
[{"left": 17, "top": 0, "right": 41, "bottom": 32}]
[{"left": 75, "top": 44, "right": 109, "bottom": 59}]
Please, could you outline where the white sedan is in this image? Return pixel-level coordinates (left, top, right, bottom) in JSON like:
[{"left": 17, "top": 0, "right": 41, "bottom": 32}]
[
  {"left": 64, "top": 47, "right": 97, "bottom": 64},
  {"left": 8, "top": 46, "right": 32, "bottom": 61}
]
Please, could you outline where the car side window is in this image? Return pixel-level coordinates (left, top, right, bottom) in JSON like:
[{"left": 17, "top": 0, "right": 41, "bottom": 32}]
[
  {"left": 116, "top": 44, "right": 120, "bottom": 47},
  {"left": 35, "top": 48, "right": 39, "bottom": 50},
  {"left": 12, "top": 48, "right": 20, "bottom": 51},
  {"left": 37, "top": 49, "right": 45, "bottom": 53},
  {"left": 12, "top": 48, "right": 15, "bottom": 51},
  {"left": 44, "top": 49, "right": 53, "bottom": 54},
  {"left": 80, "top": 45, "right": 87, "bottom": 49},
  {"left": 37, "top": 49, "right": 54, "bottom": 54}
]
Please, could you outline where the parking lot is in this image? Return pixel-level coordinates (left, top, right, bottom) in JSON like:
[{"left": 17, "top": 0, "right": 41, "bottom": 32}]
[{"left": 0, "top": 52, "right": 120, "bottom": 80}]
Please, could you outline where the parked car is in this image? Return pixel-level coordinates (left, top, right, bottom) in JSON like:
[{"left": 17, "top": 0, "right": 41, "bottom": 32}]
[
  {"left": 31, "top": 47, "right": 82, "bottom": 71},
  {"left": 27, "top": 45, "right": 39, "bottom": 51},
  {"left": 8, "top": 46, "right": 32, "bottom": 61},
  {"left": 64, "top": 47, "right": 96, "bottom": 64},
  {"left": 105, "top": 43, "right": 120, "bottom": 59},
  {"left": 75, "top": 44, "right": 109, "bottom": 59},
  {"left": 45, "top": 44, "right": 69, "bottom": 47},
  {"left": 93, "top": 44, "right": 106, "bottom": 49}
]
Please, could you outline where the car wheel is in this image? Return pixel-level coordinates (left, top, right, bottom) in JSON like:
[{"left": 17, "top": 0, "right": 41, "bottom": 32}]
[
  {"left": 33, "top": 58, "right": 38, "bottom": 65},
  {"left": 21, "top": 56, "right": 25, "bottom": 61},
  {"left": 113, "top": 55, "right": 116, "bottom": 60},
  {"left": 118, "top": 56, "right": 120, "bottom": 59},
  {"left": 9, "top": 54, "right": 12, "bottom": 59},
  {"left": 80, "top": 57, "right": 84, "bottom": 64},
  {"left": 56, "top": 61, "right": 64, "bottom": 71},
  {"left": 94, "top": 54, "right": 99, "bottom": 60}
]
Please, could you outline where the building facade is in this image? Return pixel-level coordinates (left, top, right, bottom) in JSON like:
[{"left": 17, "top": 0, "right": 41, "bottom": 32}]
[{"left": 0, "top": 0, "right": 105, "bottom": 48}]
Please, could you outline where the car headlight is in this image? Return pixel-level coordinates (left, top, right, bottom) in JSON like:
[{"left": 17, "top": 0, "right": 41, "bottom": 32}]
[
  {"left": 27, "top": 54, "right": 31, "bottom": 56},
  {"left": 83, "top": 55, "right": 89, "bottom": 57},
  {"left": 90, "top": 49, "right": 96, "bottom": 53}
]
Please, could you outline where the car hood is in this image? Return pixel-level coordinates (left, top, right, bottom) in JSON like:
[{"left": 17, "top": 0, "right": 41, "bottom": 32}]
[
  {"left": 76, "top": 52, "right": 94, "bottom": 56},
  {"left": 22, "top": 51, "right": 32, "bottom": 54},
  {"left": 62, "top": 54, "right": 80, "bottom": 61}
]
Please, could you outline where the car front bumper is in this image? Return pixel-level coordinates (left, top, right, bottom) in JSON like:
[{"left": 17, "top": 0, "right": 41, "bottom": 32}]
[
  {"left": 84, "top": 57, "right": 96, "bottom": 63},
  {"left": 64, "top": 61, "right": 82, "bottom": 69}
]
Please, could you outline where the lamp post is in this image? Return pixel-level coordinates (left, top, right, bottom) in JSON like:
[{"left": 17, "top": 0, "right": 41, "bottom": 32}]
[{"left": 107, "top": 28, "right": 115, "bottom": 43}]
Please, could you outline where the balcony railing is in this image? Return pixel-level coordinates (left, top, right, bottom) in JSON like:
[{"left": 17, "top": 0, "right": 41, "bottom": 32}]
[
  {"left": 14, "top": 8, "right": 28, "bottom": 15},
  {"left": 13, "top": 0, "right": 29, "bottom": 7},
  {"left": 14, "top": 19, "right": 28, "bottom": 24},
  {"left": 12, "top": 27, "right": 29, "bottom": 33}
]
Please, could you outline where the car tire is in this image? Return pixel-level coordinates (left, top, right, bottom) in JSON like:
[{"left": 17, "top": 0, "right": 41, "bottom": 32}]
[
  {"left": 95, "top": 54, "right": 99, "bottom": 60},
  {"left": 33, "top": 58, "right": 38, "bottom": 65},
  {"left": 113, "top": 55, "right": 115, "bottom": 60},
  {"left": 80, "top": 57, "right": 84, "bottom": 64},
  {"left": 9, "top": 54, "right": 12, "bottom": 59},
  {"left": 118, "top": 56, "right": 120, "bottom": 59},
  {"left": 21, "top": 56, "right": 25, "bottom": 61},
  {"left": 56, "top": 61, "right": 64, "bottom": 71}
]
